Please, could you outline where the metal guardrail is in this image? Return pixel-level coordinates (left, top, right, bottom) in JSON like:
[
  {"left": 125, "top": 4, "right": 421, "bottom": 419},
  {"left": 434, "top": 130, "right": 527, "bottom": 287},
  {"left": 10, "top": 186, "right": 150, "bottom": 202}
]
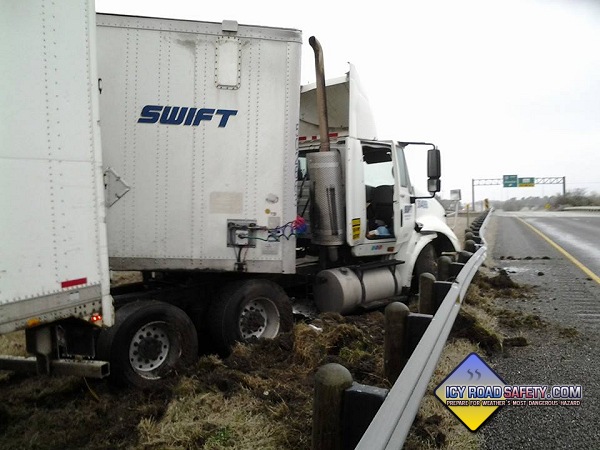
[
  {"left": 562, "top": 206, "right": 600, "bottom": 212},
  {"left": 355, "top": 210, "right": 492, "bottom": 449}
]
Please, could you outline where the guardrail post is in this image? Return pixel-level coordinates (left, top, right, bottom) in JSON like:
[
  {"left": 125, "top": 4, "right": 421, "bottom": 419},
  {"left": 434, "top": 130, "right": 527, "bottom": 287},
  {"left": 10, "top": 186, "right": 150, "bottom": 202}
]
[
  {"left": 434, "top": 281, "right": 453, "bottom": 310},
  {"left": 465, "top": 231, "right": 482, "bottom": 244},
  {"left": 312, "top": 363, "right": 354, "bottom": 450},
  {"left": 418, "top": 272, "right": 437, "bottom": 315},
  {"left": 342, "top": 383, "right": 389, "bottom": 450},
  {"left": 450, "top": 262, "right": 466, "bottom": 278},
  {"left": 384, "top": 302, "right": 410, "bottom": 383},
  {"left": 457, "top": 250, "right": 473, "bottom": 263},
  {"left": 437, "top": 255, "right": 453, "bottom": 281},
  {"left": 406, "top": 313, "right": 433, "bottom": 356},
  {"left": 464, "top": 239, "right": 478, "bottom": 253}
]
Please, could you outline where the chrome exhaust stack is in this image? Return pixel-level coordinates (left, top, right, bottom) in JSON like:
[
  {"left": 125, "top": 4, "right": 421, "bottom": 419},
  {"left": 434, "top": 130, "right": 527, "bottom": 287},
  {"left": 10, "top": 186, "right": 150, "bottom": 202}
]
[{"left": 307, "top": 37, "right": 345, "bottom": 263}]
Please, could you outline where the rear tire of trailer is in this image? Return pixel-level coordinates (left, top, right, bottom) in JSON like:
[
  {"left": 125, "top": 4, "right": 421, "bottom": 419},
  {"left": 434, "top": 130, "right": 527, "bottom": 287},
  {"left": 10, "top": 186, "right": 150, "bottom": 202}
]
[
  {"left": 207, "top": 279, "right": 293, "bottom": 355},
  {"left": 411, "top": 243, "right": 438, "bottom": 294},
  {"left": 97, "top": 300, "right": 198, "bottom": 389}
]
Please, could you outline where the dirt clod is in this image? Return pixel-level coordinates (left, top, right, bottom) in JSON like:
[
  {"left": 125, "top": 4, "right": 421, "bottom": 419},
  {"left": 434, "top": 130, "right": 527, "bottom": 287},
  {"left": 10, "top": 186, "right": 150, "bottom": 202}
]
[{"left": 504, "top": 336, "right": 529, "bottom": 347}]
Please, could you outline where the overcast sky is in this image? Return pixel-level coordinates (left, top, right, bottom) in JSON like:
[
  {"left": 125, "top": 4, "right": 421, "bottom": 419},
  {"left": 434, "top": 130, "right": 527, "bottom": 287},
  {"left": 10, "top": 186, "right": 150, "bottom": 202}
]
[{"left": 95, "top": 0, "right": 600, "bottom": 205}]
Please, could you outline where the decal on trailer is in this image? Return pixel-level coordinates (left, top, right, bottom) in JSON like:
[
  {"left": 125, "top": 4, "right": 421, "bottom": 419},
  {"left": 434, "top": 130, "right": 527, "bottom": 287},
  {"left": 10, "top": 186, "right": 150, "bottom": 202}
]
[
  {"left": 352, "top": 218, "right": 361, "bottom": 241},
  {"left": 138, "top": 105, "right": 238, "bottom": 127},
  {"left": 61, "top": 277, "right": 88, "bottom": 289}
]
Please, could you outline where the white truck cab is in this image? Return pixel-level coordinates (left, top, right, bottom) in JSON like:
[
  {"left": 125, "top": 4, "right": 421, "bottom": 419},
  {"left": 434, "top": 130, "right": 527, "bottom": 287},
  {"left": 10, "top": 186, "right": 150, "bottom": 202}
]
[{"left": 297, "top": 63, "right": 459, "bottom": 313}]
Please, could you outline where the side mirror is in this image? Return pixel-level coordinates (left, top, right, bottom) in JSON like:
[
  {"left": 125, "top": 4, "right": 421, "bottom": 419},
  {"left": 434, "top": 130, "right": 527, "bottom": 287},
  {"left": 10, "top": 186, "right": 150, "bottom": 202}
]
[
  {"left": 427, "top": 148, "right": 441, "bottom": 193},
  {"left": 427, "top": 148, "right": 441, "bottom": 179},
  {"left": 405, "top": 142, "right": 442, "bottom": 202},
  {"left": 428, "top": 178, "right": 441, "bottom": 193}
]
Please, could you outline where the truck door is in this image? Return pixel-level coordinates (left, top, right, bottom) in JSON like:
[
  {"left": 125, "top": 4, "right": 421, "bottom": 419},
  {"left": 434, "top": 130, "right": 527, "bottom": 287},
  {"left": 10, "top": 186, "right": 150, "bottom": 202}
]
[
  {"left": 392, "top": 142, "right": 415, "bottom": 246},
  {"left": 362, "top": 140, "right": 415, "bottom": 245},
  {"left": 349, "top": 140, "right": 416, "bottom": 257},
  {"left": 362, "top": 142, "right": 395, "bottom": 241}
]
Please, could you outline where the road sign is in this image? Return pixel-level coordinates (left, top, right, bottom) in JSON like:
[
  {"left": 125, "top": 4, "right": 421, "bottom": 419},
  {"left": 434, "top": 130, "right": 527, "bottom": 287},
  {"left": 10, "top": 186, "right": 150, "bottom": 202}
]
[
  {"left": 518, "top": 177, "right": 535, "bottom": 187},
  {"left": 503, "top": 175, "right": 518, "bottom": 187}
]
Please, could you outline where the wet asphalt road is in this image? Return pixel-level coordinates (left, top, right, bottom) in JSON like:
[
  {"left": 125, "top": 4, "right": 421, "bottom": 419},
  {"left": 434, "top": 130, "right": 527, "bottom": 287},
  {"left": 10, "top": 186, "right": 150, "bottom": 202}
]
[
  {"left": 478, "top": 211, "right": 600, "bottom": 450},
  {"left": 512, "top": 211, "right": 600, "bottom": 284}
]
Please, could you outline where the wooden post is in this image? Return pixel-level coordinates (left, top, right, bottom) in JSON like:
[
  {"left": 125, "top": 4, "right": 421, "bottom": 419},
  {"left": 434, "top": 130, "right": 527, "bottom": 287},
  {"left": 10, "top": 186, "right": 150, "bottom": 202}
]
[
  {"left": 465, "top": 239, "right": 477, "bottom": 253},
  {"left": 384, "top": 302, "right": 410, "bottom": 383},
  {"left": 437, "top": 255, "right": 453, "bottom": 281},
  {"left": 418, "top": 272, "right": 436, "bottom": 315},
  {"left": 312, "top": 363, "right": 353, "bottom": 450},
  {"left": 466, "top": 203, "right": 470, "bottom": 227}
]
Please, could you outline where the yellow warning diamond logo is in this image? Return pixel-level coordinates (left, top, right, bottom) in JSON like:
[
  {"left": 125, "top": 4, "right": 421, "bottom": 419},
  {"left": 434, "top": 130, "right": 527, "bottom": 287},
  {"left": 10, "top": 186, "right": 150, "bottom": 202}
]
[{"left": 435, "top": 353, "right": 506, "bottom": 431}]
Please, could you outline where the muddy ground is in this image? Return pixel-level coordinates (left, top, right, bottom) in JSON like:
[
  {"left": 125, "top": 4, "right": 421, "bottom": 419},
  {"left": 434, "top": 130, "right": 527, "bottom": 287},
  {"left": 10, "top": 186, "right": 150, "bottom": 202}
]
[
  {"left": 0, "top": 267, "right": 540, "bottom": 450},
  {"left": 1, "top": 214, "right": 542, "bottom": 449},
  {"left": 0, "top": 310, "right": 387, "bottom": 449}
]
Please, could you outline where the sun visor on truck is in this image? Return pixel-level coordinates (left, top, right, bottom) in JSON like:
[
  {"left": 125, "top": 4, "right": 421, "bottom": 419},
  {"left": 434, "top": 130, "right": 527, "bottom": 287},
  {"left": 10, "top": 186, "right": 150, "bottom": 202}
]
[{"left": 299, "top": 63, "right": 377, "bottom": 141}]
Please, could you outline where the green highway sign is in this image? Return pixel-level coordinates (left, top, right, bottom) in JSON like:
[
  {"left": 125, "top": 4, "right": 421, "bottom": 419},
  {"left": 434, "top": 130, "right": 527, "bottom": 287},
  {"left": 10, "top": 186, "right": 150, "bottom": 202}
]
[
  {"left": 518, "top": 177, "right": 535, "bottom": 187},
  {"left": 503, "top": 175, "right": 518, "bottom": 187}
]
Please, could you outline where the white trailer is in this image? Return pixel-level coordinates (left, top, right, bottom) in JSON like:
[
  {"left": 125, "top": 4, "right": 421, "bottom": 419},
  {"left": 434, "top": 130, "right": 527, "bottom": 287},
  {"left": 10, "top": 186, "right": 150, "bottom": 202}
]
[
  {"left": 0, "top": 0, "right": 112, "bottom": 378},
  {"left": 92, "top": 14, "right": 303, "bottom": 387},
  {"left": 96, "top": 15, "right": 301, "bottom": 275}
]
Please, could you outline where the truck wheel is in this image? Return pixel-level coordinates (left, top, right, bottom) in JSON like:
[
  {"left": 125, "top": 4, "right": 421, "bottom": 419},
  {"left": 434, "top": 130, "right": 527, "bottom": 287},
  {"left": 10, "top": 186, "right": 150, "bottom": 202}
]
[
  {"left": 207, "top": 279, "right": 293, "bottom": 355},
  {"left": 411, "top": 243, "right": 438, "bottom": 294},
  {"left": 97, "top": 300, "right": 198, "bottom": 389}
]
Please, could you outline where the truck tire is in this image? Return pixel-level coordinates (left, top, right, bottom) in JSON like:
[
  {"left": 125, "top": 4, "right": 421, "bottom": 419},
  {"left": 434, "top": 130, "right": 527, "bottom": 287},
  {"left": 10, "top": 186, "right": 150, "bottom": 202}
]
[
  {"left": 97, "top": 300, "right": 198, "bottom": 389},
  {"left": 207, "top": 279, "right": 293, "bottom": 355},
  {"left": 411, "top": 243, "right": 438, "bottom": 294}
]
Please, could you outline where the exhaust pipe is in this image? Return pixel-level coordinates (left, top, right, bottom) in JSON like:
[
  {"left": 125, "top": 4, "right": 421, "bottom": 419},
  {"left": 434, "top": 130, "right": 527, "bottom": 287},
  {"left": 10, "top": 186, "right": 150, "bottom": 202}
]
[
  {"left": 307, "top": 36, "right": 345, "bottom": 264},
  {"left": 309, "top": 36, "right": 330, "bottom": 153}
]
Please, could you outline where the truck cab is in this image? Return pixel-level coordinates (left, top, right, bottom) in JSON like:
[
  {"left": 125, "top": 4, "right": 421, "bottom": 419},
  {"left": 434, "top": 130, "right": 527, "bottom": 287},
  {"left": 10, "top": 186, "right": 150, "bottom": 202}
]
[
  {"left": 298, "top": 137, "right": 419, "bottom": 259},
  {"left": 296, "top": 64, "right": 460, "bottom": 312}
]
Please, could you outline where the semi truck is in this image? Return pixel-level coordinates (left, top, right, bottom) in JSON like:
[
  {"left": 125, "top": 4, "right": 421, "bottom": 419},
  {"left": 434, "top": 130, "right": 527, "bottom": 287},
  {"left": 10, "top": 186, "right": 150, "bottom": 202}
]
[{"left": 0, "top": 1, "right": 459, "bottom": 388}]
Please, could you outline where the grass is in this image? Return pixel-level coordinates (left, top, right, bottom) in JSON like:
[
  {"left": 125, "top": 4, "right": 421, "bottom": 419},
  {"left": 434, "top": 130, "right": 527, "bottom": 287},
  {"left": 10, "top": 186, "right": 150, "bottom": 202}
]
[
  {"left": 558, "top": 326, "right": 579, "bottom": 339},
  {"left": 0, "top": 332, "right": 26, "bottom": 356},
  {"left": 122, "top": 312, "right": 387, "bottom": 450},
  {"left": 0, "top": 253, "right": 555, "bottom": 450},
  {"left": 453, "top": 303, "right": 503, "bottom": 353},
  {"left": 404, "top": 266, "right": 558, "bottom": 450},
  {"left": 136, "top": 389, "right": 284, "bottom": 449},
  {"left": 405, "top": 339, "right": 482, "bottom": 450},
  {"left": 0, "top": 332, "right": 27, "bottom": 383},
  {"left": 490, "top": 306, "right": 546, "bottom": 329}
]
